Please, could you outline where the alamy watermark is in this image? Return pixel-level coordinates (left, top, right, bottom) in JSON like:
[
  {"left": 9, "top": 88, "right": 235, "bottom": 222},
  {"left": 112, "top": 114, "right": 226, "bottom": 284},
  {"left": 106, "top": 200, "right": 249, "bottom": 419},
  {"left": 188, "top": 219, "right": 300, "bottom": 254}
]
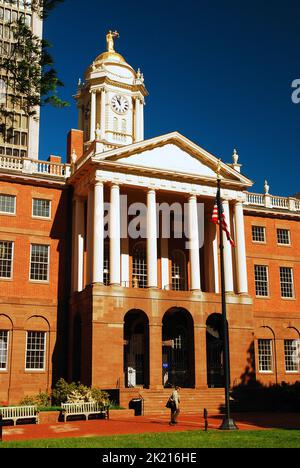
[
  {"left": 291, "top": 79, "right": 300, "bottom": 104},
  {"left": 104, "top": 196, "right": 205, "bottom": 250}
]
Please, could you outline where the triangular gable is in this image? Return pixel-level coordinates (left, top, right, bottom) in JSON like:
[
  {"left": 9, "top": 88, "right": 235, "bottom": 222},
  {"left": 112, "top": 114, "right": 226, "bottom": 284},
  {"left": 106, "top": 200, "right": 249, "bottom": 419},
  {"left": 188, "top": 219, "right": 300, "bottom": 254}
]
[
  {"left": 115, "top": 143, "right": 217, "bottom": 178},
  {"left": 94, "top": 132, "right": 252, "bottom": 186}
]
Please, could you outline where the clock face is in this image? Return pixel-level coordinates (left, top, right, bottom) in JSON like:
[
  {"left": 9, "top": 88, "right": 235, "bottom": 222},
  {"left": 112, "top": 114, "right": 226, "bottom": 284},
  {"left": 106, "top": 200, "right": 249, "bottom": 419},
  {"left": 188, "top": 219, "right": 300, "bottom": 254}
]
[{"left": 111, "top": 95, "right": 129, "bottom": 114}]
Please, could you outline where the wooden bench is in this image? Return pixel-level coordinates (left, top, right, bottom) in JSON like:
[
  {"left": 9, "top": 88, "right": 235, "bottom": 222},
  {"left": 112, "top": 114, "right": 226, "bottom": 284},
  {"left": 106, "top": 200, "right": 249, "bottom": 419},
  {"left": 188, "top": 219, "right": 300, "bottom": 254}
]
[
  {"left": 61, "top": 402, "right": 109, "bottom": 422},
  {"left": 0, "top": 406, "right": 39, "bottom": 426}
]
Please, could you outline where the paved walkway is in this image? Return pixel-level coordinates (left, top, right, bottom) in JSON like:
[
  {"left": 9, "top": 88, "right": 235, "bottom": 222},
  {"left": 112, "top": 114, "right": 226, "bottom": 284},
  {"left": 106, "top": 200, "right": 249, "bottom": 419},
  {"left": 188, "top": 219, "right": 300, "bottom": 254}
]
[{"left": 1, "top": 413, "right": 299, "bottom": 442}]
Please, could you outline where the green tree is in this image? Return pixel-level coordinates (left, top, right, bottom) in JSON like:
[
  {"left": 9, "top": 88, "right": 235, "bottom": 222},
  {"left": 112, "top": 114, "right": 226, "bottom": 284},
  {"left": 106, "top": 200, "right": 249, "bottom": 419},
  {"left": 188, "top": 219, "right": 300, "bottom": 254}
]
[{"left": 0, "top": 0, "right": 68, "bottom": 140}]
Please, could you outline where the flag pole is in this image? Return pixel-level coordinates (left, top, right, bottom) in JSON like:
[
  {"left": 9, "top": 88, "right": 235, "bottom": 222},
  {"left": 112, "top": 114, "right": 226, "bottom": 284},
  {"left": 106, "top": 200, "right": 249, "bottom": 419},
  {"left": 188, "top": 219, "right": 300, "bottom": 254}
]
[{"left": 216, "top": 161, "right": 238, "bottom": 431}]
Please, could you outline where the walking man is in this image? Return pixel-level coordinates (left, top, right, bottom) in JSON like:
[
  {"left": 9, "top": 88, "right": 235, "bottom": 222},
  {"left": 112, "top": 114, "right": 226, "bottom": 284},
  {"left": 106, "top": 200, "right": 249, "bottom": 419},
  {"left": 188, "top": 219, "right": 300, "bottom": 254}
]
[{"left": 169, "top": 386, "right": 181, "bottom": 426}]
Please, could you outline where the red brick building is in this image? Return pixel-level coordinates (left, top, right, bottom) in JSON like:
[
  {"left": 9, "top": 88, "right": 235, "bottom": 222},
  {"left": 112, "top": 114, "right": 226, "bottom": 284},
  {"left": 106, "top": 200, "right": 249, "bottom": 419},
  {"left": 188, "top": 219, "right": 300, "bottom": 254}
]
[{"left": 0, "top": 35, "right": 299, "bottom": 412}]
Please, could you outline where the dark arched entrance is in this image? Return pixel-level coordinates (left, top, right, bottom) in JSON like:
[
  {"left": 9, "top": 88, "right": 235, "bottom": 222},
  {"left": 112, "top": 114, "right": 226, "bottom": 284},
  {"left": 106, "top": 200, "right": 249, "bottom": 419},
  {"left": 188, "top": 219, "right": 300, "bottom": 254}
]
[
  {"left": 162, "top": 308, "right": 195, "bottom": 388},
  {"left": 124, "top": 310, "right": 149, "bottom": 388},
  {"left": 206, "top": 314, "right": 225, "bottom": 388}
]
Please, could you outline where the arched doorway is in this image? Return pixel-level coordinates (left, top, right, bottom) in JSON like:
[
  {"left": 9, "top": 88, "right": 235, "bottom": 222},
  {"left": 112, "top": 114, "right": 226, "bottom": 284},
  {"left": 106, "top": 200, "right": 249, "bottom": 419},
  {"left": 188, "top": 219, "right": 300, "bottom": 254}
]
[
  {"left": 124, "top": 310, "right": 149, "bottom": 388},
  {"left": 206, "top": 314, "right": 224, "bottom": 388},
  {"left": 162, "top": 308, "right": 195, "bottom": 388}
]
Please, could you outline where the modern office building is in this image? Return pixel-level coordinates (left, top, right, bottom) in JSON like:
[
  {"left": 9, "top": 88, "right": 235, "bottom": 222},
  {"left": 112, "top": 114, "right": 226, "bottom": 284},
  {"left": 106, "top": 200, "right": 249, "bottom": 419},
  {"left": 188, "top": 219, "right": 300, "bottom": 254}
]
[{"left": 0, "top": 0, "right": 42, "bottom": 160}]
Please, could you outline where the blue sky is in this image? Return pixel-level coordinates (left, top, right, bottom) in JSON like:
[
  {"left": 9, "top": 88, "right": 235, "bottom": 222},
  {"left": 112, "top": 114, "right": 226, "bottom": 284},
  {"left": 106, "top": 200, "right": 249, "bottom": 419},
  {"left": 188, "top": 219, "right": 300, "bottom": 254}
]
[{"left": 39, "top": 0, "right": 300, "bottom": 196}]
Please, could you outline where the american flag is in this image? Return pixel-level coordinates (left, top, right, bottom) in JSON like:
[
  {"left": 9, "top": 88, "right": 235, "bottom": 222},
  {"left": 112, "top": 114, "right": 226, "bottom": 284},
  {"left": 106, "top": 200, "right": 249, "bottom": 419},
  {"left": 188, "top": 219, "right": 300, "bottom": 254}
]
[{"left": 212, "top": 195, "right": 235, "bottom": 247}]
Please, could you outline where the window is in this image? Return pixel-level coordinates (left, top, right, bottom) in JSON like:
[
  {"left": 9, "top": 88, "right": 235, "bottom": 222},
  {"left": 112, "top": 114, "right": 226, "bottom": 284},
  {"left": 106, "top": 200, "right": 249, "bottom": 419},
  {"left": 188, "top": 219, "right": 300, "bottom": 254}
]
[
  {"left": 30, "top": 244, "right": 49, "bottom": 282},
  {"left": 284, "top": 339, "right": 300, "bottom": 373},
  {"left": 0, "top": 240, "right": 13, "bottom": 279},
  {"left": 277, "top": 229, "right": 291, "bottom": 245},
  {"left": 0, "top": 330, "right": 8, "bottom": 370},
  {"left": 25, "top": 331, "right": 46, "bottom": 370},
  {"left": 132, "top": 243, "right": 147, "bottom": 289},
  {"left": 254, "top": 265, "right": 269, "bottom": 297},
  {"left": 0, "top": 194, "right": 16, "bottom": 214},
  {"left": 171, "top": 250, "right": 187, "bottom": 291},
  {"left": 258, "top": 339, "right": 273, "bottom": 372},
  {"left": 252, "top": 226, "right": 266, "bottom": 243},
  {"left": 32, "top": 199, "right": 51, "bottom": 219},
  {"left": 280, "top": 267, "right": 294, "bottom": 298}
]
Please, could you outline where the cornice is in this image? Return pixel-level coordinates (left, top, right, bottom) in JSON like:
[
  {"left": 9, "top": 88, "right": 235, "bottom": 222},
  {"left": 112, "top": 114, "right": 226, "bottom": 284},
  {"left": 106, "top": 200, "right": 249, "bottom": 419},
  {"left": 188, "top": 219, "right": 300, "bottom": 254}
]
[
  {"left": 244, "top": 205, "right": 300, "bottom": 220},
  {"left": 77, "top": 76, "right": 149, "bottom": 97}
]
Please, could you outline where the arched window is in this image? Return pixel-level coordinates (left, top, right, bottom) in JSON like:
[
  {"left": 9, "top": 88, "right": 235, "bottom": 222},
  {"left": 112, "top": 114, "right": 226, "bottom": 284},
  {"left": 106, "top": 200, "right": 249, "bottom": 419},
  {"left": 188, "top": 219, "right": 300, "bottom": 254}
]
[
  {"left": 171, "top": 250, "right": 187, "bottom": 291},
  {"left": 132, "top": 242, "right": 147, "bottom": 289},
  {"left": 122, "top": 119, "right": 127, "bottom": 134},
  {"left": 103, "top": 242, "right": 110, "bottom": 286}
]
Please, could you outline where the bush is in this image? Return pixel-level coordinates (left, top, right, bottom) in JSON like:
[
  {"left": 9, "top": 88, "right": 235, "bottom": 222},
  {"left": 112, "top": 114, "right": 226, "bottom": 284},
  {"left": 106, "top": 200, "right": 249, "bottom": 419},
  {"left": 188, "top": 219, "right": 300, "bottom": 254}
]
[
  {"left": 52, "top": 378, "right": 78, "bottom": 406},
  {"left": 52, "top": 378, "right": 110, "bottom": 406},
  {"left": 19, "top": 392, "right": 51, "bottom": 408}
]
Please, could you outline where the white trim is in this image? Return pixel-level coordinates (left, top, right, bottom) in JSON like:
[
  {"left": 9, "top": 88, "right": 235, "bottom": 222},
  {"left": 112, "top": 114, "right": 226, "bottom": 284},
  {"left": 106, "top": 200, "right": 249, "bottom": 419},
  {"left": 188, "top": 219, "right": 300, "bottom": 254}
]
[
  {"left": 0, "top": 330, "right": 9, "bottom": 372},
  {"left": 32, "top": 198, "right": 52, "bottom": 220},
  {"left": 277, "top": 228, "right": 291, "bottom": 246},
  {"left": 0, "top": 240, "right": 14, "bottom": 280},
  {"left": 258, "top": 338, "right": 274, "bottom": 373},
  {"left": 280, "top": 266, "right": 295, "bottom": 299},
  {"left": 25, "top": 331, "right": 47, "bottom": 372},
  {"left": 254, "top": 264, "right": 269, "bottom": 298},
  {"left": 0, "top": 194, "right": 16, "bottom": 215},
  {"left": 29, "top": 244, "right": 50, "bottom": 283}
]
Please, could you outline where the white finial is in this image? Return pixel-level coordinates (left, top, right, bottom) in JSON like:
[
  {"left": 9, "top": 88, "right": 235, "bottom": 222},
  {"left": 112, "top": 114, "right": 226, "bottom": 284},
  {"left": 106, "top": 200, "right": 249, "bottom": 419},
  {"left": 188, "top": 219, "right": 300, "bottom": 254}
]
[
  {"left": 264, "top": 180, "right": 270, "bottom": 195},
  {"left": 136, "top": 68, "right": 144, "bottom": 84},
  {"left": 233, "top": 148, "right": 239, "bottom": 165}
]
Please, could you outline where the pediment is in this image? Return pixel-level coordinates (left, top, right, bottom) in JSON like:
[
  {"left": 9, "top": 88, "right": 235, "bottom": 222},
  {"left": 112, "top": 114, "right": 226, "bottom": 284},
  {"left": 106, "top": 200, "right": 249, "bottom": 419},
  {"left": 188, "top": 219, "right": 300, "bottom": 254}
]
[
  {"left": 94, "top": 132, "right": 252, "bottom": 187},
  {"left": 115, "top": 143, "right": 217, "bottom": 178}
]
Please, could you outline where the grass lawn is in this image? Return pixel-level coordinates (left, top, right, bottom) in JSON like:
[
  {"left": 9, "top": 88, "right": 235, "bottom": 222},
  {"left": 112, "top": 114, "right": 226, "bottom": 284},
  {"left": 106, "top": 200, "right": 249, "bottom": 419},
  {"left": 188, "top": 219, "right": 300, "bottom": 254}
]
[{"left": 1, "top": 430, "right": 300, "bottom": 448}]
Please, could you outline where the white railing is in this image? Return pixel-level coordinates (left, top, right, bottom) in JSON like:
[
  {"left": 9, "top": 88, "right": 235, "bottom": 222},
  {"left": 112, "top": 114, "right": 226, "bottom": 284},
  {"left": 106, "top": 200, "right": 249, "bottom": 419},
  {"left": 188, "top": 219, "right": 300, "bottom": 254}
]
[
  {"left": 0, "top": 405, "right": 39, "bottom": 426},
  {"left": 0, "top": 155, "right": 71, "bottom": 179},
  {"left": 246, "top": 192, "right": 300, "bottom": 213},
  {"left": 61, "top": 402, "right": 109, "bottom": 422},
  {"left": 271, "top": 196, "right": 289, "bottom": 209},
  {"left": 246, "top": 193, "right": 264, "bottom": 206}
]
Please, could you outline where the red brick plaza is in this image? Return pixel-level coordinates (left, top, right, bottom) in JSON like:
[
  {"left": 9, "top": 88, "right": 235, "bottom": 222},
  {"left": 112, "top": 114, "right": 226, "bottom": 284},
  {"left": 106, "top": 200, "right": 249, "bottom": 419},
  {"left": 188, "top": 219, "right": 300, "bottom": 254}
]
[{"left": 2, "top": 412, "right": 300, "bottom": 443}]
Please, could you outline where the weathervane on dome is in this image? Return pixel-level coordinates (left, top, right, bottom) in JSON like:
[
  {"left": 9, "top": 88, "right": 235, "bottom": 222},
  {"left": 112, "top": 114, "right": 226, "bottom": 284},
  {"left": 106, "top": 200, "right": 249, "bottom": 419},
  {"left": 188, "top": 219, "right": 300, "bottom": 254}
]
[{"left": 106, "top": 30, "right": 120, "bottom": 52}]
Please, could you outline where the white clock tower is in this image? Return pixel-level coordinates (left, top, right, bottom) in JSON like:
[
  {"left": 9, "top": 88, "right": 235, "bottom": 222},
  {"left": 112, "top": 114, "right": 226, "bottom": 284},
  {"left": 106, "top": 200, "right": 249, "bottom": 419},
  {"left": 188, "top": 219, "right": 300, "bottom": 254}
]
[{"left": 75, "top": 31, "right": 148, "bottom": 152}]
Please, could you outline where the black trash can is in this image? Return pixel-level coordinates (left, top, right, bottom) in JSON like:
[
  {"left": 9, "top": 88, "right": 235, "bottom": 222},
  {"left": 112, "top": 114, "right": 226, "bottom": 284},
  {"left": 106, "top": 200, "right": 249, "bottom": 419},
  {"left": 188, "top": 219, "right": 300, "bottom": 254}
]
[{"left": 129, "top": 398, "right": 143, "bottom": 416}]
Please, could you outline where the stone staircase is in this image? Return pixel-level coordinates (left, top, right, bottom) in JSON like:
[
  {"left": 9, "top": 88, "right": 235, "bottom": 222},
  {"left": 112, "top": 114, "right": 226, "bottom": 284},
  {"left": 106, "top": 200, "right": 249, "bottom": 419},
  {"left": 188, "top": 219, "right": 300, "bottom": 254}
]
[{"left": 120, "top": 388, "right": 225, "bottom": 416}]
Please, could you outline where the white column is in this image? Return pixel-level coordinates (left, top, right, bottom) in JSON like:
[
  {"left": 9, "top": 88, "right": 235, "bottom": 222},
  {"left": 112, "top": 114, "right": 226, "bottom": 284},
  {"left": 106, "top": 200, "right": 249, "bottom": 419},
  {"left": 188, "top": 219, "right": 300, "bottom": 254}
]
[
  {"left": 222, "top": 200, "right": 234, "bottom": 293},
  {"left": 188, "top": 195, "right": 201, "bottom": 291},
  {"left": 90, "top": 90, "right": 96, "bottom": 141},
  {"left": 100, "top": 89, "right": 106, "bottom": 140},
  {"left": 121, "top": 238, "right": 130, "bottom": 287},
  {"left": 110, "top": 184, "right": 121, "bottom": 285},
  {"left": 140, "top": 100, "right": 144, "bottom": 141},
  {"left": 161, "top": 238, "right": 169, "bottom": 290},
  {"left": 86, "top": 188, "right": 94, "bottom": 285},
  {"left": 234, "top": 201, "right": 248, "bottom": 294},
  {"left": 75, "top": 198, "right": 85, "bottom": 292},
  {"left": 134, "top": 98, "right": 141, "bottom": 142},
  {"left": 93, "top": 182, "right": 104, "bottom": 284},
  {"left": 147, "top": 189, "right": 158, "bottom": 288}
]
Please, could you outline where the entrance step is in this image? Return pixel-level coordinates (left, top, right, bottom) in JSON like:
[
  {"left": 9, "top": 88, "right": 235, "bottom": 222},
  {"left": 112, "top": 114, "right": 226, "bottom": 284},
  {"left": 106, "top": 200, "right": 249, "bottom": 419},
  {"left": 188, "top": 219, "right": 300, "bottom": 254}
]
[{"left": 120, "top": 388, "right": 225, "bottom": 416}]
